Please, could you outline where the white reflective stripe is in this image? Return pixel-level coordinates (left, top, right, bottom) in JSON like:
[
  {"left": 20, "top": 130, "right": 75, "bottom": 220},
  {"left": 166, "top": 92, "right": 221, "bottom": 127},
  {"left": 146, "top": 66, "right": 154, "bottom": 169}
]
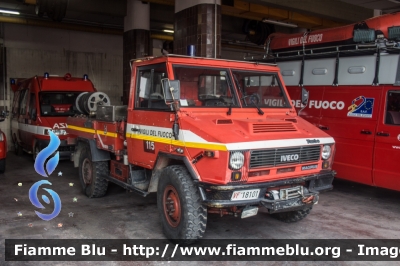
[
  {"left": 126, "top": 123, "right": 334, "bottom": 150},
  {"left": 11, "top": 120, "right": 51, "bottom": 136},
  {"left": 126, "top": 123, "right": 208, "bottom": 142}
]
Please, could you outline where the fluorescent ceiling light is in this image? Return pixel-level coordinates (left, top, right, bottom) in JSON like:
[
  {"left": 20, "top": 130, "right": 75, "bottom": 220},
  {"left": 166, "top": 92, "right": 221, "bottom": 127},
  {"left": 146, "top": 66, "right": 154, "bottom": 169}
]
[
  {"left": 0, "top": 9, "right": 20, "bottom": 15},
  {"left": 262, "top": 18, "right": 297, "bottom": 28},
  {"left": 163, "top": 29, "right": 174, "bottom": 33}
]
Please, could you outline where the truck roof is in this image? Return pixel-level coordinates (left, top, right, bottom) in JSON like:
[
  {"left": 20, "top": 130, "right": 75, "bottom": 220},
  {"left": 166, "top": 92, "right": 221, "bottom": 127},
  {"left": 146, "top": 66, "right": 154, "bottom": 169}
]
[
  {"left": 130, "top": 54, "right": 277, "bottom": 68},
  {"left": 11, "top": 75, "right": 96, "bottom": 92}
]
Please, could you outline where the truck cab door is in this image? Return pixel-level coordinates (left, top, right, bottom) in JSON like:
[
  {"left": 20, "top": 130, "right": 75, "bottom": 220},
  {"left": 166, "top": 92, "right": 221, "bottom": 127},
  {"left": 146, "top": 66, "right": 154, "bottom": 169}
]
[
  {"left": 127, "top": 63, "right": 174, "bottom": 169},
  {"left": 373, "top": 88, "right": 400, "bottom": 190}
]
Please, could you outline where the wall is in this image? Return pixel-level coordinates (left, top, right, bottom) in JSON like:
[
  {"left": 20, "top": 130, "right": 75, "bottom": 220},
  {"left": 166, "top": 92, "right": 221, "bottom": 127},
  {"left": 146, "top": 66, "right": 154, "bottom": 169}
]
[{"left": 2, "top": 23, "right": 123, "bottom": 150}]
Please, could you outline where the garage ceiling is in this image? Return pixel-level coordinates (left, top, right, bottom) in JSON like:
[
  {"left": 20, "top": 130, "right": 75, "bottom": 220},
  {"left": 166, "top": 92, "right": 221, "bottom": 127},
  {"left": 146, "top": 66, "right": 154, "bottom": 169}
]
[
  {"left": 0, "top": 0, "right": 398, "bottom": 48},
  {"left": 340, "top": 0, "right": 400, "bottom": 14}
]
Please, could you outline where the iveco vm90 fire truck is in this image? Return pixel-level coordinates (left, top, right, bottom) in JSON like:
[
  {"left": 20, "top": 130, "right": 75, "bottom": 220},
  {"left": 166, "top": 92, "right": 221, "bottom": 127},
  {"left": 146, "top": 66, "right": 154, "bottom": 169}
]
[{"left": 66, "top": 55, "right": 335, "bottom": 242}]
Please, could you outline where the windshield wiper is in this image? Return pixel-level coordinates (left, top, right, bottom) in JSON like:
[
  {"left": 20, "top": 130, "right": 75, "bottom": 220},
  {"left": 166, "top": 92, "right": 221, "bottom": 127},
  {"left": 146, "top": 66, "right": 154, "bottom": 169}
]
[
  {"left": 252, "top": 100, "right": 264, "bottom": 115},
  {"left": 241, "top": 94, "right": 264, "bottom": 115},
  {"left": 227, "top": 103, "right": 232, "bottom": 116}
]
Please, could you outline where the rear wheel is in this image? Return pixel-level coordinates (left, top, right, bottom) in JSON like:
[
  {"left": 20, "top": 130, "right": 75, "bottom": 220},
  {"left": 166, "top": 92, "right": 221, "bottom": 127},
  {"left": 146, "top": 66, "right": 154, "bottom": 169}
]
[
  {"left": 13, "top": 136, "right": 22, "bottom": 156},
  {"left": 157, "top": 165, "right": 207, "bottom": 243},
  {"left": 0, "top": 159, "right": 5, "bottom": 173},
  {"left": 271, "top": 207, "right": 312, "bottom": 223},
  {"left": 78, "top": 147, "right": 108, "bottom": 198}
]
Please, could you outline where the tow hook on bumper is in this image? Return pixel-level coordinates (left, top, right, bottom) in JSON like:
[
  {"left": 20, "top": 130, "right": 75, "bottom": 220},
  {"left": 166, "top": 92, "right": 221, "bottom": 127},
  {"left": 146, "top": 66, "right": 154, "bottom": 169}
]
[
  {"left": 261, "top": 192, "right": 319, "bottom": 214},
  {"left": 302, "top": 195, "right": 315, "bottom": 204}
]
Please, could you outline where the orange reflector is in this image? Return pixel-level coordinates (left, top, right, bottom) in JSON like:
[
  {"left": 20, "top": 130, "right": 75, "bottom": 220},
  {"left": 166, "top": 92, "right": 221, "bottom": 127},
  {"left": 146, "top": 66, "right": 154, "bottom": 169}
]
[
  {"left": 231, "top": 172, "right": 242, "bottom": 181},
  {"left": 322, "top": 160, "right": 330, "bottom": 169},
  {"left": 204, "top": 151, "right": 215, "bottom": 157},
  {"left": 276, "top": 167, "right": 295, "bottom": 174},
  {"left": 249, "top": 170, "right": 270, "bottom": 177}
]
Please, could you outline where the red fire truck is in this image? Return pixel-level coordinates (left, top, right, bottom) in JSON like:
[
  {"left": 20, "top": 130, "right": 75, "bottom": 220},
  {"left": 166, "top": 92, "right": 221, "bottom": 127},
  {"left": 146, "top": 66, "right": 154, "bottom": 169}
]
[
  {"left": 261, "top": 12, "right": 400, "bottom": 191},
  {"left": 66, "top": 55, "right": 336, "bottom": 241},
  {"left": 11, "top": 73, "right": 101, "bottom": 159}
]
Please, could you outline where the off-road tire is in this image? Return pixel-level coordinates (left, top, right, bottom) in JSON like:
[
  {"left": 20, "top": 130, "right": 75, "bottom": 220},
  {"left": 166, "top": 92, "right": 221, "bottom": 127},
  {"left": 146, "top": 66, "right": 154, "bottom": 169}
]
[
  {"left": 78, "top": 147, "right": 108, "bottom": 198},
  {"left": 157, "top": 165, "right": 207, "bottom": 243},
  {"left": 0, "top": 159, "right": 5, "bottom": 173},
  {"left": 13, "top": 136, "right": 23, "bottom": 156},
  {"left": 271, "top": 207, "right": 312, "bottom": 223}
]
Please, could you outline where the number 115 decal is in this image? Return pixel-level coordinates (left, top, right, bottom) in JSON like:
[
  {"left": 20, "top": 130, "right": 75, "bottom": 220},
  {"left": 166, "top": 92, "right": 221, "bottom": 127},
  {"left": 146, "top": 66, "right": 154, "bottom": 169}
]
[{"left": 144, "top": 140, "right": 155, "bottom": 153}]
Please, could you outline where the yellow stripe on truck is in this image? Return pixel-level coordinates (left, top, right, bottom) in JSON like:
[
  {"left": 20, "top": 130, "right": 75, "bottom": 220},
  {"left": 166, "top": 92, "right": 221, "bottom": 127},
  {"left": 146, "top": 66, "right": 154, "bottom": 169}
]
[
  {"left": 67, "top": 125, "right": 118, "bottom": 138},
  {"left": 126, "top": 133, "right": 227, "bottom": 151}
]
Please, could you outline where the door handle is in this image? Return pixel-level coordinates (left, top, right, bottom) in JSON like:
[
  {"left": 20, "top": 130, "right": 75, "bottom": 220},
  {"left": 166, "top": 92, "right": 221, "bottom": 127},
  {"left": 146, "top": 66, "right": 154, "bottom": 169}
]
[
  {"left": 376, "top": 132, "right": 390, "bottom": 137},
  {"left": 360, "top": 130, "right": 372, "bottom": 135},
  {"left": 318, "top": 125, "right": 329, "bottom": 130}
]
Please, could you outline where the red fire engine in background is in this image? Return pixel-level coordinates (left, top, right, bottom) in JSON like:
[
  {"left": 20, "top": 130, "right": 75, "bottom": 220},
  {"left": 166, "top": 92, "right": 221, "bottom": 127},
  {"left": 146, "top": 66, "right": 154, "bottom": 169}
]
[
  {"left": 11, "top": 73, "right": 101, "bottom": 159},
  {"left": 260, "top": 12, "right": 400, "bottom": 191},
  {"left": 66, "top": 55, "right": 336, "bottom": 242}
]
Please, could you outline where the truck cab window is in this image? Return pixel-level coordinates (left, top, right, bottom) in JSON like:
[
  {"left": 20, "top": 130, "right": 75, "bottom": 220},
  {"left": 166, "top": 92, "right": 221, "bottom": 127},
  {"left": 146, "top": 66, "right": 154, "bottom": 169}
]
[
  {"left": 385, "top": 91, "right": 400, "bottom": 125},
  {"left": 19, "top": 89, "right": 29, "bottom": 115},
  {"left": 28, "top": 93, "right": 36, "bottom": 117},
  {"left": 39, "top": 92, "right": 80, "bottom": 116},
  {"left": 232, "top": 71, "right": 290, "bottom": 108},
  {"left": 173, "top": 66, "right": 237, "bottom": 107},
  {"left": 12, "top": 91, "right": 21, "bottom": 115},
  {"left": 135, "top": 64, "right": 169, "bottom": 110}
]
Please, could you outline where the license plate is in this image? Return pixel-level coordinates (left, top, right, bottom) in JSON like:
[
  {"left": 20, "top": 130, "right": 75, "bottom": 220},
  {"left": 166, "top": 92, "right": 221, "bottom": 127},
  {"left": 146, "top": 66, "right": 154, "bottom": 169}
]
[{"left": 231, "top": 189, "right": 260, "bottom": 201}]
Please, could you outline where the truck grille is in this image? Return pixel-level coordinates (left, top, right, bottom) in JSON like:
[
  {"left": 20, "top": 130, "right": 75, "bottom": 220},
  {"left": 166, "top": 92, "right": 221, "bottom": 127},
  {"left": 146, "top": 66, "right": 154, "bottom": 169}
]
[
  {"left": 253, "top": 123, "right": 296, "bottom": 133},
  {"left": 250, "top": 146, "right": 321, "bottom": 169}
]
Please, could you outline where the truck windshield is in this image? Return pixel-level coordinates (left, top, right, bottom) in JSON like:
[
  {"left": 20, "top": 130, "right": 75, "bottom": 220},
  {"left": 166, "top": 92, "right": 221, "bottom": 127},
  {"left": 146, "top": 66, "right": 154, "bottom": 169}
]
[
  {"left": 173, "top": 65, "right": 238, "bottom": 107},
  {"left": 231, "top": 70, "right": 290, "bottom": 108},
  {"left": 39, "top": 92, "right": 80, "bottom": 116}
]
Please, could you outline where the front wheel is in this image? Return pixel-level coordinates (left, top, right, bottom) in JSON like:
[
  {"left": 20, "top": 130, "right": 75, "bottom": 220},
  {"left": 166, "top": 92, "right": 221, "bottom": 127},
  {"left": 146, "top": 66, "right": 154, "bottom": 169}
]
[
  {"left": 78, "top": 147, "right": 109, "bottom": 198},
  {"left": 157, "top": 165, "right": 207, "bottom": 243},
  {"left": 271, "top": 207, "right": 312, "bottom": 223}
]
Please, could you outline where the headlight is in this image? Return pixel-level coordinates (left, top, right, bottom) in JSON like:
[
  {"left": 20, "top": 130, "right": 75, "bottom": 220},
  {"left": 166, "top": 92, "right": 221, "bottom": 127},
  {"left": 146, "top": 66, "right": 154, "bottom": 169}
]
[
  {"left": 229, "top": 151, "right": 245, "bottom": 170},
  {"left": 45, "top": 129, "right": 67, "bottom": 135},
  {"left": 321, "top": 145, "right": 332, "bottom": 160}
]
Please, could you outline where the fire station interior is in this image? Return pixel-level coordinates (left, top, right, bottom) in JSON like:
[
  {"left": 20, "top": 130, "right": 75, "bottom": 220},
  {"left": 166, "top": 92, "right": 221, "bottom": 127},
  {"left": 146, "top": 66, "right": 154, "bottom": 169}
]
[{"left": 1, "top": 0, "right": 400, "bottom": 256}]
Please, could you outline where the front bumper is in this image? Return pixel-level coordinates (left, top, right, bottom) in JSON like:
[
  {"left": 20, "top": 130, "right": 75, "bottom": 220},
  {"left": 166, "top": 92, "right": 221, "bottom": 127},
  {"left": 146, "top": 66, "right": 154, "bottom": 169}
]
[{"left": 197, "top": 171, "right": 334, "bottom": 213}]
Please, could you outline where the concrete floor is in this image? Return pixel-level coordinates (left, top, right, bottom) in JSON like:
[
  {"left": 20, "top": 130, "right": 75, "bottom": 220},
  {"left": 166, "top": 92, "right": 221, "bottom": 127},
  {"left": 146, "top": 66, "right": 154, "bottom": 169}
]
[{"left": 1, "top": 151, "right": 400, "bottom": 266}]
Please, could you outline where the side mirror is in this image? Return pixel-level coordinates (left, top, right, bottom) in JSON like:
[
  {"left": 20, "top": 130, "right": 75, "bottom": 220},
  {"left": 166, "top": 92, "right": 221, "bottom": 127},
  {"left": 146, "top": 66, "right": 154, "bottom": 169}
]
[
  {"left": 299, "top": 87, "right": 309, "bottom": 116},
  {"left": 30, "top": 108, "right": 37, "bottom": 121},
  {"left": 161, "top": 79, "right": 180, "bottom": 103},
  {"left": 301, "top": 87, "right": 309, "bottom": 105}
]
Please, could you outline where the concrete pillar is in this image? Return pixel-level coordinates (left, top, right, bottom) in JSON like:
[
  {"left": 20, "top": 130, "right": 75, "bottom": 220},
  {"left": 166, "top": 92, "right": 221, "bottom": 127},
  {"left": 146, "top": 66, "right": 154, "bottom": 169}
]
[
  {"left": 123, "top": 0, "right": 151, "bottom": 105},
  {"left": 174, "top": 0, "right": 221, "bottom": 58},
  {"left": 373, "top": 9, "right": 382, "bottom": 17}
]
